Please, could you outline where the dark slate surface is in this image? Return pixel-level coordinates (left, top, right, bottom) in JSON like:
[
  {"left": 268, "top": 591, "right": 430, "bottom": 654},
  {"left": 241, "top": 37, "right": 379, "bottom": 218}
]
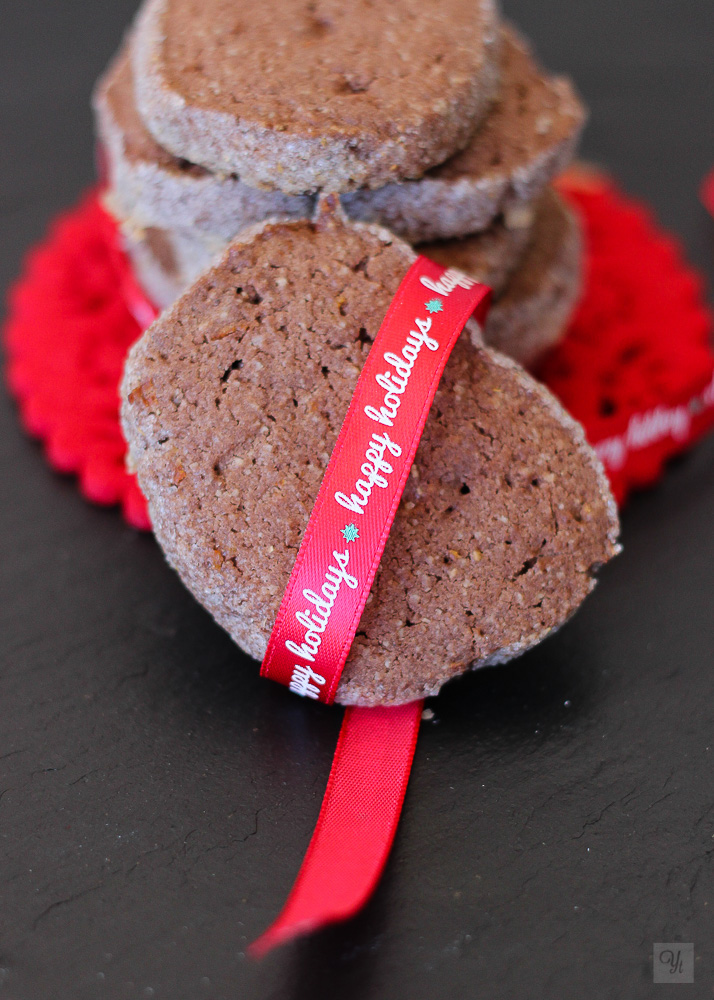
[{"left": 1, "top": 1, "right": 713, "bottom": 997}]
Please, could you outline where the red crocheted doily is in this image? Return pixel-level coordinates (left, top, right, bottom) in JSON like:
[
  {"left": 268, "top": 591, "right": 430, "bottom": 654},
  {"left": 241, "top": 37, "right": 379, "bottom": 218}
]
[
  {"left": 546, "top": 171, "right": 714, "bottom": 501},
  {"left": 3, "top": 193, "right": 151, "bottom": 529},
  {"left": 3, "top": 174, "right": 714, "bottom": 529}
]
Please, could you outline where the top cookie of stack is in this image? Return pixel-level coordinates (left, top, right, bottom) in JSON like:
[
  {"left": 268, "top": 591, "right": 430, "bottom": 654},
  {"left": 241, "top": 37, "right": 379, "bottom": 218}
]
[{"left": 131, "top": 0, "right": 501, "bottom": 193}]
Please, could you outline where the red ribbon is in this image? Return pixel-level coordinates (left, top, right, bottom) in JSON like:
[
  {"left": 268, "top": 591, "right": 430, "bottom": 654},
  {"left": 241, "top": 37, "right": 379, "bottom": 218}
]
[
  {"left": 261, "top": 256, "right": 491, "bottom": 704},
  {"left": 249, "top": 700, "right": 423, "bottom": 957},
  {"left": 251, "top": 257, "right": 490, "bottom": 951}
]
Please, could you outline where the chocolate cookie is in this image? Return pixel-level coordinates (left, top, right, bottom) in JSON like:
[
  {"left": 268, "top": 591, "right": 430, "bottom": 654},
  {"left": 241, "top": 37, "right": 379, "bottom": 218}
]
[
  {"left": 482, "top": 187, "right": 582, "bottom": 366},
  {"left": 342, "top": 26, "right": 586, "bottom": 241},
  {"left": 121, "top": 212, "right": 619, "bottom": 706},
  {"left": 132, "top": 0, "right": 500, "bottom": 193},
  {"left": 424, "top": 188, "right": 582, "bottom": 365}
]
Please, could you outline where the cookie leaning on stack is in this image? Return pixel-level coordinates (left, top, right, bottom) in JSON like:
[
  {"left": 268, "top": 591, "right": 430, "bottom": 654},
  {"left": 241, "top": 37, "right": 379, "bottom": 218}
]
[{"left": 121, "top": 210, "right": 619, "bottom": 706}]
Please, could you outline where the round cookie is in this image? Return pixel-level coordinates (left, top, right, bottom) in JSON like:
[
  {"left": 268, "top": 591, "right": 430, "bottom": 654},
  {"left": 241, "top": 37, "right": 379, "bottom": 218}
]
[
  {"left": 424, "top": 188, "right": 582, "bottom": 366},
  {"left": 121, "top": 212, "right": 620, "bottom": 706},
  {"left": 480, "top": 188, "right": 583, "bottom": 366},
  {"left": 342, "top": 25, "right": 586, "bottom": 241},
  {"left": 97, "top": 26, "right": 582, "bottom": 244},
  {"left": 132, "top": 0, "right": 501, "bottom": 193}
]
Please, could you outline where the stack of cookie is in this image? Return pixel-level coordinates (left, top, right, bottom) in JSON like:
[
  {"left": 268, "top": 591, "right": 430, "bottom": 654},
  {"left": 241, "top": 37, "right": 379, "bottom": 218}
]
[
  {"left": 95, "top": 0, "right": 586, "bottom": 367},
  {"left": 116, "top": 1, "right": 620, "bottom": 704}
]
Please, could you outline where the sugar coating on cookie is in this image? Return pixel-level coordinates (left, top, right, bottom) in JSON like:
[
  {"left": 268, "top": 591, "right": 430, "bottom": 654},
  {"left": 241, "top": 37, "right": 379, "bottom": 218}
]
[
  {"left": 132, "top": 0, "right": 501, "bottom": 193},
  {"left": 94, "top": 43, "right": 315, "bottom": 239},
  {"left": 121, "top": 215, "right": 619, "bottom": 706}
]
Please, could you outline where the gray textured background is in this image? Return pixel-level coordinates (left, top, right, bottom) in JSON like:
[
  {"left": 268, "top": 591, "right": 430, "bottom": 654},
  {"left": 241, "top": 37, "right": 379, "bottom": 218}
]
[{"left": 1, "top": 2, "right": 713, "bottom": 997}]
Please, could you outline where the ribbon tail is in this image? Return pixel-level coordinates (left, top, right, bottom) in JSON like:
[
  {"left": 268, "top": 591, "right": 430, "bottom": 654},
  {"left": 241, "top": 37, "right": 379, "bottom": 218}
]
[{"left": 249, "top": 700, "right": 423, "bottom": 957}]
